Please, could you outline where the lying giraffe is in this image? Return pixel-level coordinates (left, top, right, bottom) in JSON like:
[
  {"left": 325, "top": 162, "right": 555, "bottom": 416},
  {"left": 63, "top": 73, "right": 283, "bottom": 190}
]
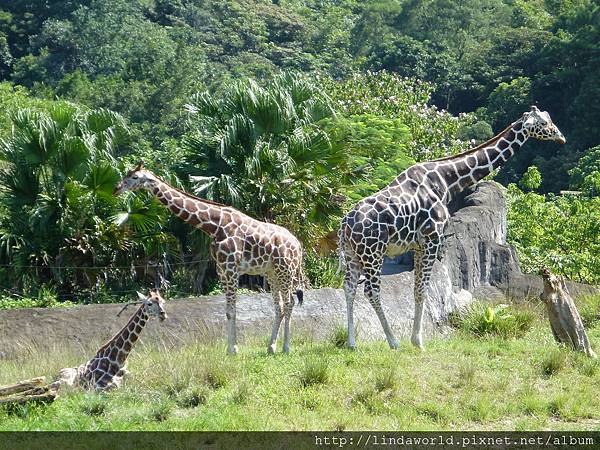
[
  {"left": 114, "top": 163, "right": 306, "bottom": 355},
  {"left": 340, "top": 106, "right": 566, "bottom": 350},
  {"left": 58, "top": 290, "right": 167, "bottom": 390}
]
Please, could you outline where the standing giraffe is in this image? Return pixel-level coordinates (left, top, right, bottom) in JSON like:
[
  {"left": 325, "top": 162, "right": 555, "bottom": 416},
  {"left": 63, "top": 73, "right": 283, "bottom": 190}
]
[
  {"left": 113, "top": 163, "right": 306, "bottom": 355},
  {"left": 58, "top": 290, "right": 167, "bottom": 390},
  {"left": 339, "top": 106, "right": 565, "bottom": 350}
]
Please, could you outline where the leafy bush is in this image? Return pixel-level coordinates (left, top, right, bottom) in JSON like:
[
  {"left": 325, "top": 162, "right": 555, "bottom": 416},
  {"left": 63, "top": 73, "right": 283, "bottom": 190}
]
[
  {"left": 305, "top": 255, "right": 343, "bottom": 289},
  {"left": 451, "top": 302, "right": 535, "bottom": 339},
  {"left": 321, "top": 71, "right": 475, "bottom": 162},
  {"left": 507, "top": 184, "right": 600, "bottom": 284},
  {"left": 0, "top": 292, "right": 75, "bottom": 310}
]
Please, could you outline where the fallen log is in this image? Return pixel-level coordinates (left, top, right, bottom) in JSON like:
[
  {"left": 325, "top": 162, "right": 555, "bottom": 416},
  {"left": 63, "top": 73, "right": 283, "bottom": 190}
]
[
  {"left": 0, "top": 377, "right": 47, "bottom": 397},
  {"left": 0, "top": 376, "right": 59, "bottom": 406},
  {"left": 540, "top": 267, "right": 597, "bottom": 358}
]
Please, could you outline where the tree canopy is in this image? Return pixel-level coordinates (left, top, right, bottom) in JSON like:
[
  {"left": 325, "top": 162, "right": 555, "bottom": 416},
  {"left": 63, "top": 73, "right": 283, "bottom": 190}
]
[{"left": 0, "top": 0, "right": 598, "bottom": 300}]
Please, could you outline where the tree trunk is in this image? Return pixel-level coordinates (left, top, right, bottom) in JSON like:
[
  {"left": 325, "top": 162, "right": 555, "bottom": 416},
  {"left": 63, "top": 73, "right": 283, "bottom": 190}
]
[{"left": 540, "top": 268, "right": 597, "bottom": 358}]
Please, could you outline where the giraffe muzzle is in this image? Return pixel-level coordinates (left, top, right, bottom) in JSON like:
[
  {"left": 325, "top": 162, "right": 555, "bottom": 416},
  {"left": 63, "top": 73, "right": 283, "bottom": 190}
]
[{"left": 554, "top": 134, "right": 566, "bottom": 145}]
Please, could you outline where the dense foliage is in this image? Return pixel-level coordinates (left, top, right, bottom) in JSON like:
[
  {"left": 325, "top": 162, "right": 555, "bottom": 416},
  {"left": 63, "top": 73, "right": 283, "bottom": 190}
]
[
  {"left": 0, "top": 0, "right": 597, "bottom": 301},
  {"left": 0, "top": 97, "right": 180, "bottom": 298},
  {"left": 179, "top": 72, "right": 358, "bottom": 245},
  {"left": 508, "top": 183, "right": 600, "bottom": 284}
]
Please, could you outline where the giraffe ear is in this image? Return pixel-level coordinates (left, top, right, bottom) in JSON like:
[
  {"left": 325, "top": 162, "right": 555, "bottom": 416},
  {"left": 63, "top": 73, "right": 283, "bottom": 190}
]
[
  {"left": 530, "top": 105, "right": 540, "bottom": 112},
  {"left": 135, "top": 161, "right": 144, "bottom": 171},
  {"left": 136, "top": 291, "right": 146, "bottom": 301}
]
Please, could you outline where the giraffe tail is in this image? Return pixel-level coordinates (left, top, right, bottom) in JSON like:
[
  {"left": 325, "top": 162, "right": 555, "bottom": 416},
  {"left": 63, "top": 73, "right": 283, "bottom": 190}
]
[
  {"left": 295, "top": 289, "right": 304, "bottom": 306},
  {"left": 295, "top": 264, "right": 309, "bottom": 306}
]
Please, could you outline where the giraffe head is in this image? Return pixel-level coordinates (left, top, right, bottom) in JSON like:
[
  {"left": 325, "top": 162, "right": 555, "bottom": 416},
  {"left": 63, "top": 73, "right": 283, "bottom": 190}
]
[
  {"left": 137, "top": 289, "right": 168, "bottom": 322},
  {"left": 521, "top": 106, "right": 566, "bottom": 144},
  {"left": 113, "top": 162, "right": 159, "bottom": 195}
]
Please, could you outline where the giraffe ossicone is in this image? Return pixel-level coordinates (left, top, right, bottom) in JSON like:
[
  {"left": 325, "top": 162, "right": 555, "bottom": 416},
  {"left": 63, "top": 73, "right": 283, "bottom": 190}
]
[
  {"left": 57, "top": 290, "right": 167, "bottom": 391},
  {"left": 339, "top": 106, "right": 565, "bottom": 350},
  {"left": 114, "top": 165, "right": 307, "bottom": 355}
]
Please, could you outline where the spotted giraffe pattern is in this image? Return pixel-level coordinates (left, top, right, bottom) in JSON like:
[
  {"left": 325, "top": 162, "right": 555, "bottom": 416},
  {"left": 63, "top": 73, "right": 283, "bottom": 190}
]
[
  {"left": 339, "top": 106, "right": 566, "bottom": 350},
  {"left": 58, "top": 290, "right": 167, "bottom": 390},
  {"left": 114, "top": 164, "right": 307, "bottom": 355}
]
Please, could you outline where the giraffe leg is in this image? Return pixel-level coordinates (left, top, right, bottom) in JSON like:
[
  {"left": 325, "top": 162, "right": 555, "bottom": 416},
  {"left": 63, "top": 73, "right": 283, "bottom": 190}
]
[
  {"left": 412, "top": 237, "right": 442, "bottom": 350},
  {"left": 343, "top": 259, "right": 361, "bottom": 349},
  {"left": 268, "top": 283, "right": 284, "bottom": 354},
  {"left": 364, "top": 265, "right": 399, "bottom": 349},
  {"left": 282, "top": 288, "right": 294, "bottom": 354},
  {"left": 220, "top": 272, "right": 240, "bottom": 355}
]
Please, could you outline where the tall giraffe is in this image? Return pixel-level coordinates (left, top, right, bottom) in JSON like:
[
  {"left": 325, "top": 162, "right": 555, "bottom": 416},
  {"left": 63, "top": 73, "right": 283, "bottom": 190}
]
[
  {"left": 114, "top": 164, "right": 306, "bottom": 355},
  {"left": 58, "top": 290, "right": 167, "bottom": 390},
  {"left": 339, "top": 106, "right": 566, "bottom": 350}
]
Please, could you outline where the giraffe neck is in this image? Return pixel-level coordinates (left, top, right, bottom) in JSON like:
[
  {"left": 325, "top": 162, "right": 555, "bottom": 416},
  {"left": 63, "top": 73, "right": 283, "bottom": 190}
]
[
  {"left": 90, "top": 305, "right": 149, "bottom": 375},
  {"left": 436, "top": 120, "right": 527, "bottom": 197},
  {"left": 149, "top": 179, "right": 225, "bottom": 237}
]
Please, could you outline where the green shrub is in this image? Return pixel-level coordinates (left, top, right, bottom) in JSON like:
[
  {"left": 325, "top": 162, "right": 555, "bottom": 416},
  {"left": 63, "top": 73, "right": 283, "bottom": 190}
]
[
  {"left": 80, "top": 395, "right": 108, "bottom": 417},
  {"left": 578, "top": 358, "right": 599, "bottom": 377},
  {"left": 299, "top": 358, "right": 329, "bottom": 387},
  {"left": 176, "top": 386, "right": 210, "bottom": 408},
  {"left": 231, "top": 382, "right": 250, "bottom": 405},
  {"left": 150, "top": 400, "right": 173, "bottom": 422},
  {"left": 0, "top": 292, "right": 76, "bottom": 310},
  {"left": 374, "top": 367, "right": 397, "bottom": 393},
  {"left": 576, "top": 295, "right": 600, "bottom": 328},
  {"left": 352, "top": 386, "right": 383, "bottom": 414},
  {"left": 451, "top": 302, "right": 535, "bottom": 339},
  {"left": 329, "top": 325, "right": 349, "bottom": 349},
  {"left": 202, "top": 364, "right": 229, "bottom": 390},
  {"left": 541, "top": 348, "right": 568, "bottom": 376},
  {"left": 305, "top": 254, "right": 343, "bottom": 289}
]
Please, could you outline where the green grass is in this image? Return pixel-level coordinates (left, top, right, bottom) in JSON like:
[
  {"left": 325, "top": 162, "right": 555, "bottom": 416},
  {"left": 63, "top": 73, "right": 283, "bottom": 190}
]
[
  {"left": 2, "top": 305, "right": 600, "bottom": 431},
  {"left": 577, "top": 294, "right": 600, "bottom": 328},
  {"left": 449, "top": 301, "right": 536, "bottom": 339}
]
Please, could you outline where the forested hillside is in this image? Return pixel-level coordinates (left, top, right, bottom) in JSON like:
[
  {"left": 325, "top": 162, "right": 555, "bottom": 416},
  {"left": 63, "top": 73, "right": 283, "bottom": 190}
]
[{"left": 0, "top": 0, "right": 598, "bottom": 303}]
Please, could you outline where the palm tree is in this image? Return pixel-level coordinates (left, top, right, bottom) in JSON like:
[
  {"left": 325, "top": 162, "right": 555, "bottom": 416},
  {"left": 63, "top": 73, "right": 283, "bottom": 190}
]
[
  {"left": 180, "top": 72, "right": 361, "bottom": 244},
  {"left": 0, "top": 102, "right": 175, "bottom": 296}
]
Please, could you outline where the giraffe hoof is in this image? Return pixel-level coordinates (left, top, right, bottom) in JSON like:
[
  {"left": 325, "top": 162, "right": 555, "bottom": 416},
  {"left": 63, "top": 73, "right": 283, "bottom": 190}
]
[
  {"left": 282, "top": 346, "right": 290, "bottom": 354},
  {"left": 389, "top": 340, "right": 400, "bottom": 350},
  {"left": 267, "top": 344, "right": 276, "bottom": 354},
  {"left": 411, "top": 337, "right": 424, "bottom": 351},
  {"left": 227, "top": 345, "right": 239, "bottom": 355}
]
